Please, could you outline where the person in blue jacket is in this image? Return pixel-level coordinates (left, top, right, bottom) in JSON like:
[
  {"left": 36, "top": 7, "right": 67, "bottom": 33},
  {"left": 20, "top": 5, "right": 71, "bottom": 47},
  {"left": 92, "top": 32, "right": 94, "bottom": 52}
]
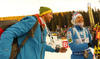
[
  {"left": 0, "top": 6, "right": 67, "bottom": 59},
  {"left": 67, "top": 12, "right": 98, "bottom": 59}
]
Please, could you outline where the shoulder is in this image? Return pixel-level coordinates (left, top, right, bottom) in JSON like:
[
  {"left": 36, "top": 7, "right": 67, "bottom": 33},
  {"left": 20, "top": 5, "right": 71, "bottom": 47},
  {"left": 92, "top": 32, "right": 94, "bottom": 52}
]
[
  {"left": 83, "top": 27, "right": 89, "bottom": 32},
  {"left": 68, "top": 28, "right": 73, "bottom": 31},
  {"left": 67, "top": 28, "right": 73, "bottom": 34},
  {"left": 84, "top": 27, "right": 88, "bottom": 30},
  {"left": 20, "top": 16, "right": 37, "bottom": 22}
]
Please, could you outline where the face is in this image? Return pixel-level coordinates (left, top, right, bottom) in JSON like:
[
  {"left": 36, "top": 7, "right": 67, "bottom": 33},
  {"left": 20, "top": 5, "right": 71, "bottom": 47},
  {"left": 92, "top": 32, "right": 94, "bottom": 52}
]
[
  {"left": 44, "top": 12, "right": 53, "bottom": 23},
  {"left": 75, "top": 16, "right": 84, "bottom": 23}
]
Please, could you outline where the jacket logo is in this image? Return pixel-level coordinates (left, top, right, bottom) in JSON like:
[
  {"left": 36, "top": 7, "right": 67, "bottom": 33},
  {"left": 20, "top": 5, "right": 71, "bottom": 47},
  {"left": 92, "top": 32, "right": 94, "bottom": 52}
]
[{"left": 68, "top": 39, "right": 73, "bottom": 43}]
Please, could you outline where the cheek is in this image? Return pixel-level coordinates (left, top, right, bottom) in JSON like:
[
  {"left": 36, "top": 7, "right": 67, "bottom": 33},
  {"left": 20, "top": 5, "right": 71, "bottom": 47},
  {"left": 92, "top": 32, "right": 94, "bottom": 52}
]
[
  {"left": 47, "top": 18, "right": 52, "bottom": 23},
  {"left": 49, "top": 19, "right": 51, "bottom": 22},
  {"left": 47, "top": 18, "right": 51, "bottom": 22},
  {"left": 77, "top": 19, "right": 83, "bottom": 23},
  {"left": 45, "top": 15, "right": 52, "bottom": 23},
  {"left": 47, "top": 16, "right": 51, "bottom": 20},
  {"left": 75, "top": 19, "right": 78, "bottom": 23},
  {"left": 45, "top": 17, "right": 50, "bottom": 23},
  {"left": 82, "top": 19, "right": 84, "bottom": 22}
]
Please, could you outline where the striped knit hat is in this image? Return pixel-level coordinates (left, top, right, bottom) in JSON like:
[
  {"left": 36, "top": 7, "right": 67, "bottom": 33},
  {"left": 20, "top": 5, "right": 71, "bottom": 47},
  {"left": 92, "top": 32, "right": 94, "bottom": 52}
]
[
  {"left": 71, "top": 12, "right": 82, "bottom": 24},
  {"left": 39, "top": 6, "right": 52, "bottom": 16},
  {"left": 72, "top": 12, "right": 82, "bottom": 22}
]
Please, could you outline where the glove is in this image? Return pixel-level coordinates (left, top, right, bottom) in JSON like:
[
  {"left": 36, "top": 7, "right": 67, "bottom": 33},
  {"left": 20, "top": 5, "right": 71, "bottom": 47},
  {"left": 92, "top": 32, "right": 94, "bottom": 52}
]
[
  {"left": 59, "top": 47, "right": 67, "bottom": 53},
  {"left": 88, "top": 43, "right": 92, "bottom": 47},
  {"left": 55, "top": 47, "right": 67, "bottom": 53},
  {"left": 88, "top": 39, "right": 98, "bottom": 47},
  {"left": 92, "top": 39, "right": 98, "bottom": 47}
]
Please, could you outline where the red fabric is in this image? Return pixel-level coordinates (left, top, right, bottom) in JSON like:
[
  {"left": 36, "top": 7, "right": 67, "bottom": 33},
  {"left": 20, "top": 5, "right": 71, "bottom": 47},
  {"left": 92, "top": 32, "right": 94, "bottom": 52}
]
[
  {"left": 0, "top": 28, "right": 4, "bottom": 36},
  {"left": 62, "top": 41, "right": 69, "bottom": 48},
  {"left": 34, "top": 14, "right": 45, "bottom": 27}
]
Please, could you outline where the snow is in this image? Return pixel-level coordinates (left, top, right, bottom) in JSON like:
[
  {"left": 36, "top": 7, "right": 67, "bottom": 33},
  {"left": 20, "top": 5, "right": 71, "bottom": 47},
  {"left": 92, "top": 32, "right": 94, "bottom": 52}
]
[
  {"left": 45, "top": 48, "right": 71, "bottom": 59},
  {"left": 45, "top": 36, "right": 95, "bottom": 59}
]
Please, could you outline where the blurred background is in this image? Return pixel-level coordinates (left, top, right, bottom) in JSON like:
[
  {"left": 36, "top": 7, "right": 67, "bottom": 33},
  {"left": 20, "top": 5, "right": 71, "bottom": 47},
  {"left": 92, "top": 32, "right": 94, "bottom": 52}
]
[{"left": 0, "top": 0, "right": 100, "bottom": 59}]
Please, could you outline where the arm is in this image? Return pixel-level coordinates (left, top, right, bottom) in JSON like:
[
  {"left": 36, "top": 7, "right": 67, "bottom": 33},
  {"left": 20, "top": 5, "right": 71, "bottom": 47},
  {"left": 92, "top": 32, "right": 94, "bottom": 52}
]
[
  {"left": 44, "top": 28, "right": 67, "bottom": 53},
  {"left": 67, "top": 28, "right": 89, "bottom": 52},
  {"left": 85, "top": 27, "right": 94, "bottom": 48},
  {"left": 45, "top": 44, "right": 55, "bottom": 52},
  {"left": 0, "top": 16, "right": 37, "bottom": 59},
  {"left": 43, "top": 29, "right": 55, "bottom": 52}
]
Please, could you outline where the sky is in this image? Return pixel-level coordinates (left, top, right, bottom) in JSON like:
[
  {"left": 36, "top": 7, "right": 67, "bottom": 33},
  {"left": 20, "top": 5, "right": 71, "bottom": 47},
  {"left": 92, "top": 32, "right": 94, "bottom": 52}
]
[{"left": 0, "top": 0, "right": 100, "bottom": 17}]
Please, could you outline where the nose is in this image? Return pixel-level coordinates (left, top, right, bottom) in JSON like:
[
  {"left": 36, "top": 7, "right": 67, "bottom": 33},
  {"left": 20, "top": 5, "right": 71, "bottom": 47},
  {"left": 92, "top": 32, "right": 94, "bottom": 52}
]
[{"left": 51, "top": 16, "right": 53, "bottom": 19}]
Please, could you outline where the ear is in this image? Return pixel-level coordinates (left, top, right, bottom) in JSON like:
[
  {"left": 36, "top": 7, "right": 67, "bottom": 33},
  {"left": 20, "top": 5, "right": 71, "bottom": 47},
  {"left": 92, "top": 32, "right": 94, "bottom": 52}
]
[{"left": 71, "top": 20, "right": 75, "bottom": 25}]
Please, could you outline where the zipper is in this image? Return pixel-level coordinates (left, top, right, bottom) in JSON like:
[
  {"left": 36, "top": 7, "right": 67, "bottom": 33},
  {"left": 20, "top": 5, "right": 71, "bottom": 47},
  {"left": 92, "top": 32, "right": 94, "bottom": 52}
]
[
  {"left": 40, "top": 30, "right": 44, "bottom": 59},
  {"left": 40, "top": 43, "right": 44, "bottom": 59}
]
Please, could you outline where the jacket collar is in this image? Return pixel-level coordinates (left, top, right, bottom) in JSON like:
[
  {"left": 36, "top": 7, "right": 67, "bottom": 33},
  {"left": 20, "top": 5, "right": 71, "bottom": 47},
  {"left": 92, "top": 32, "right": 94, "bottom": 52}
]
[
  {"left": 74, "top": 26, "right": 83, "bottom": 31},
  {"left": 34, "top": 14, "right": 45, "bottom": 27}
]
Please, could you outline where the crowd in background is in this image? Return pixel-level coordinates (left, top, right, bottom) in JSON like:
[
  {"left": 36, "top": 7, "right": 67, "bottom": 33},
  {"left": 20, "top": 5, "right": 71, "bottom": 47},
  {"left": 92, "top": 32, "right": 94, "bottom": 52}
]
[{"left": 0, "top": 8, "right": 100, "bottom": 31}]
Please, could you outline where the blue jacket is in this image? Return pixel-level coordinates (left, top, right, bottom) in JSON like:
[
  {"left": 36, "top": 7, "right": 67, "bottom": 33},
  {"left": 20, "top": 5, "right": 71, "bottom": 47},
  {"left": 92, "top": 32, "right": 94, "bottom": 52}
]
[
  {"left": 67, "top": 26, "right": 93, "bottom": 52},
  {"left": 67, "top": 26, "right": 93, "bottom": 59},
  {"left": 0, "top": 16, "right": 55, "bottom": 59}
]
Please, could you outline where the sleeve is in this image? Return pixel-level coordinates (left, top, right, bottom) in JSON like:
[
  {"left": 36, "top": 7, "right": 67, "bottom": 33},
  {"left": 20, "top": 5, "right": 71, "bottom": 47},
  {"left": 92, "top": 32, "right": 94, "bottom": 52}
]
[
  {"left": 45, "top": 44, "right": 55, "bottom": 52},
  {"left": 0, "top": 16, "right": 37, "bottom": 59},
  {"left": 85, "top": 27, "right": 94, "bottom": 48},
  {"left": 67, "top": 28, "right": 89, "bottom": 52},
  {"left": 43, "top": 28, "right": 55, "bottom": 52}
]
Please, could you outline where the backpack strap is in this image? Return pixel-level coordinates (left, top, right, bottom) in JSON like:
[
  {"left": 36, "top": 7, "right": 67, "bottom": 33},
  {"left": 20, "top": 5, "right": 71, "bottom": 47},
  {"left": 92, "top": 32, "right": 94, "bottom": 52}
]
[
  {"left": 18, "top": 16, "right": 38, "bottom": 52},
  {"left": 28, "top": 16, "right": 39, "bottom": 38}
]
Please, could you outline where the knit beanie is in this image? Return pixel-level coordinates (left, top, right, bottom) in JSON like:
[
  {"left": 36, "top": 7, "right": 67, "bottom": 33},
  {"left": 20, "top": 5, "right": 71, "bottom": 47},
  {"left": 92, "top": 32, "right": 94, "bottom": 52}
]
[
  {"left": 71, "top": 12, "right": 82, "bottom": 24},
  {"left": 39, "top": 6, "right": 52, "bottom": 16}
]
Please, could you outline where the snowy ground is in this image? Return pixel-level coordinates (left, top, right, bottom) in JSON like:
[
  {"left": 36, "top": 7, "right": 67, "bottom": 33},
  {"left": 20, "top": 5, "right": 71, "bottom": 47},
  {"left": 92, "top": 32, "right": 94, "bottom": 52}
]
[
  {"left": 45, "top": 48, "right": 94, "bottom": 59},
  {"left": 45, "top": 36, "right": 94, "bottom": 59}
]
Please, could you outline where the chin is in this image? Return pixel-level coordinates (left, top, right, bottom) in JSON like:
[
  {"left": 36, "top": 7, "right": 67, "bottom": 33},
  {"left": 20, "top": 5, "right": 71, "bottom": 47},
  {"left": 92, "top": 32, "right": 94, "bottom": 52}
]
[
  {"left": 47, "top": 21, "right": 50, "bottom": 23},
  {"left": 47, "top": 20, "right": 51, "bottom": 23}
]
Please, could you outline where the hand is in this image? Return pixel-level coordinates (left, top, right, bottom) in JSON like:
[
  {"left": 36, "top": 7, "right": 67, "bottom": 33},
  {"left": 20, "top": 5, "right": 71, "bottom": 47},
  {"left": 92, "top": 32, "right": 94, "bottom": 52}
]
[
  {"left": 59, "top": 47, "right": 67, "bottom": 53},
  {"left": 92, "top": 39, "right": 98, "bottom": 47}
]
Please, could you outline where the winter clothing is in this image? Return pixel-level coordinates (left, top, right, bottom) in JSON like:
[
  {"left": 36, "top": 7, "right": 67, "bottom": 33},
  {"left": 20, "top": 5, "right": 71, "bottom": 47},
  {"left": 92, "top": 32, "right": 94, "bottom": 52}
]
[
  {"left": 67, "top": 26, "right": 93, "bottom": 59},
  {"left": 72, "top": 12, "right": 82, "bottom": 22},
  {"left": 39, "top": 6, "right": 52, "bottom": 16},
  {"left": 0, "top": 15, "right": 56, "bottom": 59}
]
